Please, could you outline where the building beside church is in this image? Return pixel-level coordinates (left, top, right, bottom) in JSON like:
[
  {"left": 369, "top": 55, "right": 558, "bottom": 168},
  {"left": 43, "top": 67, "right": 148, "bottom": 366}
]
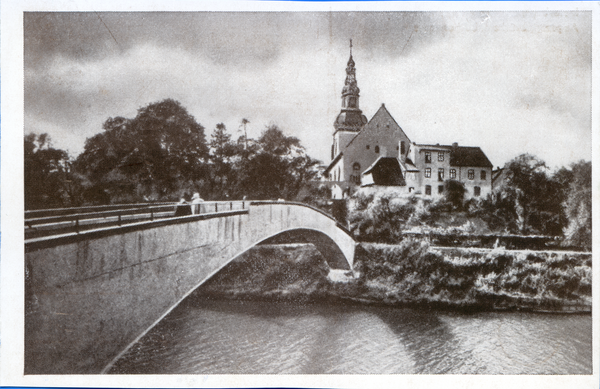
[{"left": 323, "top": 44, "right": 493, "bottom": 199}]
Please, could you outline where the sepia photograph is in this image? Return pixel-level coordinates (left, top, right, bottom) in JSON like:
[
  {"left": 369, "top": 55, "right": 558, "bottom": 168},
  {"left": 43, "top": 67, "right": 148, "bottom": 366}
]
[{"left": 2, "top": 1, "right": 598, "bottom": 388}]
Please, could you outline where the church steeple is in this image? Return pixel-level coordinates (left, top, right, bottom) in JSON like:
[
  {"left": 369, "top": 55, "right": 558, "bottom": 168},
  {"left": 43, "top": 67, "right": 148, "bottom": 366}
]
[{"left": 334, "top": 40, "right": 367, "bottom": 133}]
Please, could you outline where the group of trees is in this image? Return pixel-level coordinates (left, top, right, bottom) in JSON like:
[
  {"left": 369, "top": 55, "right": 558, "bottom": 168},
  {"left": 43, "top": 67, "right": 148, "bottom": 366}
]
[
  {"left": 25, "top": 98, "right": 321, "bottom": 209},
  {"left": 442, "top": 154, "right": 592, "bottom": 249}
]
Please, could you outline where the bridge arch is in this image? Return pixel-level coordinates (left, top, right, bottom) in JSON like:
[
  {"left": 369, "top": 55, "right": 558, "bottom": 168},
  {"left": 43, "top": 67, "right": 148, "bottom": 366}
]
[
  {"left": 255, "top": 228, "right": 352, "bottom": 270},
  {"left": 25, "top": 201, "right": 356, "bottom": 374}
]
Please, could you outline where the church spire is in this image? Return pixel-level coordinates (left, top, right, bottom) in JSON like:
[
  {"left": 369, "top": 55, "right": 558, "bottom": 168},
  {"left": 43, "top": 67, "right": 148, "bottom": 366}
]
[{"left": 334, "top": 40, "right": 367, "bottom": 133}]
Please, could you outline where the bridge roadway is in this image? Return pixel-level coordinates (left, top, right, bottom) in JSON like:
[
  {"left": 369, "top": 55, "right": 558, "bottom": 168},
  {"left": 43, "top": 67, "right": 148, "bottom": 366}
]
[{"left": 24, "top": 201, "right": 356, "bottom": 374}]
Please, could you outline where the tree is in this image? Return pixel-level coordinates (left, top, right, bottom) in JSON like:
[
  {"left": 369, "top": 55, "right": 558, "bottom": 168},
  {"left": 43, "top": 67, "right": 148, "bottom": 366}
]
[
  {"left": 443, "top": 179, "right": 466, "bottom": 210},
  {"left": 208, "top": 123, "right": 240, "bottom": 199},
  {"left": 562, "top": 160, "right": 591, "bottom": 250},
  {"left": 75, "top": 99, "right": 209, "bottom": 202},
  {"left": 501, "top": 154, "right": 563, "bottom": 235},
  {"left": 236, "top": 125, "right": 320, "bottom": 200},
  {"left": 25, "top": 133, "right": 81, "bottom": 209}
]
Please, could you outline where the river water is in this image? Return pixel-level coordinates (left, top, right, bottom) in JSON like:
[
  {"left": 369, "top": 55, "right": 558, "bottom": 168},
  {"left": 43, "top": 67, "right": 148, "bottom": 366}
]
[{"left": 109, "top": 296, "right": 592, "bottom": 374}]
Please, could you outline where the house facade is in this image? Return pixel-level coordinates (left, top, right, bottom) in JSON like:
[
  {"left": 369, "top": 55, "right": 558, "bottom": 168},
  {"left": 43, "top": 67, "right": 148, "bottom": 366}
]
[{"left": 323, "top": 45, "right": 493, "bottom": 199}]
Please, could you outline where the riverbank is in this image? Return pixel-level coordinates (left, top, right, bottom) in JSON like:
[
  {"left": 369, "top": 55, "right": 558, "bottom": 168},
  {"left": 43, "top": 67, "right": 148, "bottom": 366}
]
[{"left": 196, "top": 242, "right": 591, "bottom": 314}]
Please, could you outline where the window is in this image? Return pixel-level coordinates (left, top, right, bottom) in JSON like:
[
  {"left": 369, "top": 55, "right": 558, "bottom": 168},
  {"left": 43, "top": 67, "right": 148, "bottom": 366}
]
[
  {"left": 438, "top": 168, "right": 444, "bottom": 181},
  {"left": 481, "top": 170, "right": 487, "bottom": 180},
  {"left": 425, "top": 168, "right": 431, "bottom": 178},
  {"left": 450, "top": 169, "right": 456, "bottom": 179},
  {"left": 425, "top": 185, "right": 431, "bottom": 195},
  {"left": 438, "top": 152, "right": 444, "bottom": 162},
  {"left": 375, "top": 145, "right": 380, "bottom": 153},
  {"left": 438, "top": 185, "right": 444, "bottom": 194},
  {"left": 468, "top": 169, "right": 475, "bottom": 180},
  {"left": 474, "top": 186, "right": 481, "bottom": 197},
  {"left": 425, "top": 152, "right": 432, "bottom": 163},
  {"left": 396, "top": 145, "right": 399, "bottom": 150},
  {"left": 409, "top": 187, "right": 414, "bottom": 193},
  {"left": 351, "top": 175, "right": 361, "bottom": 185},
  {"left": 366, "top": 145, "right": 370, "bottom": 150},
  {"left": 353, "top": 162, "right": 361, "bottom": 172},
  {"left": 401, "top": 141, "right": 406, "bottom": 154}
]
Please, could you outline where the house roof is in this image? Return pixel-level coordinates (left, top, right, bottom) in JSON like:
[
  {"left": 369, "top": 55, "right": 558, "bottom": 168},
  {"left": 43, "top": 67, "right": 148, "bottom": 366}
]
[
  {"left": 362, "top": 157, "right": 406, "bottom": 186},
  {"left": 449, "top": 146, "right": 493, "bottom": 168},
  {"left": 415, "top": 144, "right": 493, "bottom": 168}
]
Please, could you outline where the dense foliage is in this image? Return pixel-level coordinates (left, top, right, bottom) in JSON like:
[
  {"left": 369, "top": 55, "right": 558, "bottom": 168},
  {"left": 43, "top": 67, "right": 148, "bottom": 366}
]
[
  {"left": 24, "top": 133, "right": 82, "bottom": 209},
  {"left": 347, "top": 154, "right": 591, "bottom": 250},
  {"left": 26, "top": 99, "right": 322, "bottom": 208}
]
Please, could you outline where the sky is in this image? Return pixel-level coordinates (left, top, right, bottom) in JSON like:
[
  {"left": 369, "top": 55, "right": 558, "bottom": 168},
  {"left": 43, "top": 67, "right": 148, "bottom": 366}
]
[{"left": 24, "top": 11, "right": 592, "bottom": 170}]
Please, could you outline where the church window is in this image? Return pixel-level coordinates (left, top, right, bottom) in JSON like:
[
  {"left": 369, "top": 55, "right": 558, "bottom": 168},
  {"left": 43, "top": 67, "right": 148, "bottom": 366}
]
[
  {"left": 425, "top": 185, "right": 432, "bottom": 195},
  {"left": 438, "top": 152, "right": 444, "bottom": 161},
  {"left": 438, "top": 185, "right": 444, "bottom": 194},
  {"left": 366, "top": 145, "right": 370, "bottom": 150},
  {"left": 375, "top": 145, "right": 380, "bottom": 153},
  {"left": 450, "top": 169, "right": 456, "bottom": 179},
  {"left": 425, "top": 168, "right": 431, "bottom": 178},
  {"left": 474, "top": 186, "right": 481, "bottom": 197},
  {"left": 425, "top": 152, "right": 432, "bottom": 163},
  {"left": 401, "top": 141, "right": 405, "bottom": 154},
  {"left": 438, "top": 168, "right": 444, "bottom": 181},
  {"left": 348, "top": 96, "right": 357, "bottom": 108},
  {"left": 468, "top": 169, "right": 475, "bottom": 180},
  {"left": 481, "top": 170, "right": 487, "bottom": 180},
  {"left": 353, "top": 162, "right": 361, "bottom": 172}
]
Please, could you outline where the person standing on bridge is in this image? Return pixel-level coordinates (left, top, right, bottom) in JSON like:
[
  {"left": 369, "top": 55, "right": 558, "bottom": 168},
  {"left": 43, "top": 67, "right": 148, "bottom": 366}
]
[
  {"left": 174, "top": 196, "right": 192, "bottom": 217},
  {"left": 191, "top": 192, "right": 204, "bottom": 215}
]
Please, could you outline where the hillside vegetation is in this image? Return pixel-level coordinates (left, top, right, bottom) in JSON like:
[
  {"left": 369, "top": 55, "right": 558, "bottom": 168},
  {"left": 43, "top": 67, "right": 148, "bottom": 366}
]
[{"left": 198, "top": 242, "right": 591, "bottom": 313}]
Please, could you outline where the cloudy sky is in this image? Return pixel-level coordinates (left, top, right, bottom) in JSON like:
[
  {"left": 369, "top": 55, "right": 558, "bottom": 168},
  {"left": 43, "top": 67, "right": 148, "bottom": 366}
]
[{"left": 24, "top": 10, "right": 591, "bottom": 170}]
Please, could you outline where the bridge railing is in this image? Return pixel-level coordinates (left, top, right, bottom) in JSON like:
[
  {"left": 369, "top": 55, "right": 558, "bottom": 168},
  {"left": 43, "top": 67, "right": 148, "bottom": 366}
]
[{"left": 25, "top": 201, "right": 248, "bottom": 240}]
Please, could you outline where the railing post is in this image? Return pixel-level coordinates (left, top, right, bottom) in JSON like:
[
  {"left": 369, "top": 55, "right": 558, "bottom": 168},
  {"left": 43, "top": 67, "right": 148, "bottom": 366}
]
[
  {"left": 151, "top": 209, "right": 154, "bottom": 221},
  {"left": 230, "top": 202, "right": 232, "bottom": 210},
  {"left": 118, "top": 214, "right": 122, "bottom": 226},
  {"left": 75, "top": 217, "right": 79, "bottom": 233},
  {"left": 215, "top": 203, "right": 218, "bottom": 212}
]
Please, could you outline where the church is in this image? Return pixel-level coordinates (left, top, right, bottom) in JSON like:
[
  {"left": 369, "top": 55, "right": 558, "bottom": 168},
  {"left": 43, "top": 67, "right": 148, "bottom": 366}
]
[{"left": 323, "top": 44, "right": 493, "bottom": 199}]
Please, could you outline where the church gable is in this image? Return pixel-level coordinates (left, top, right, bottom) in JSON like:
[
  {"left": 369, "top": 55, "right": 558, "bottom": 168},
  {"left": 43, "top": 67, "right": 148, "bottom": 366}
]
[{"left": 344, "top": 104, "right": 411, "bottom": 157}]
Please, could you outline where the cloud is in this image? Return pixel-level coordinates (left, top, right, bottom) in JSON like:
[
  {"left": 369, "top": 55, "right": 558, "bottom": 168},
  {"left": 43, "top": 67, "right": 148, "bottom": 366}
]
[{"left": 24, "top": 11, "right": 591, "bottom": 170}]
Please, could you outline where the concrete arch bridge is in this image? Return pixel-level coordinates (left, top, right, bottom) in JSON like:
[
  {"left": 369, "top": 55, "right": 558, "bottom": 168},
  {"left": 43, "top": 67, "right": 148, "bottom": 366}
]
[{"left": 25, "top": 201, "right": 356, "bottom": 374}]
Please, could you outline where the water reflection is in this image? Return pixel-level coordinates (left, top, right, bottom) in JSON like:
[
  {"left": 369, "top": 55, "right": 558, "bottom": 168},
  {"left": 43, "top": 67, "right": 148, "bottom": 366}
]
[{"left": 109, "top": 297, "right": 591, "bottom": 375}]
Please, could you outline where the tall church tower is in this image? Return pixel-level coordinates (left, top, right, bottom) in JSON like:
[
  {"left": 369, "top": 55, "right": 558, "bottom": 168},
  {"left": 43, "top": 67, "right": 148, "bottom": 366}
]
[{"left": 332, "top": 40, "right": 367, "bottom": 158}]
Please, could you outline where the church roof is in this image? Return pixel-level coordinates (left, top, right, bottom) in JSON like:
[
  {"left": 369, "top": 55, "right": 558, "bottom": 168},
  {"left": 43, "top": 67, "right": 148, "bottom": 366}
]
[{"left": 323, "top": 152, "right": 343, "bottom": 175}]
